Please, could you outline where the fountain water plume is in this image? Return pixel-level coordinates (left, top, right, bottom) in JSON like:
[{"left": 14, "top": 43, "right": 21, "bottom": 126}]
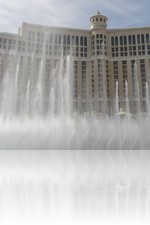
[
  {"left": 0, "top": 52, "right": 149, "bottom": 150},
  {"left": 124, "top": 80, "right": 130, "bottom": 116}
]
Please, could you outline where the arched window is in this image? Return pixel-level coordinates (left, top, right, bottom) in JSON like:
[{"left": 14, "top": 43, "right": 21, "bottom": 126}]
[
  {"left": 67, "top": 35, "right": 70, "bottom": 45},
  {"left": 58, "top": 35, "right": 62, "bottom": 44},
  {"left": 120, "top": 36, "right": 123, "bottom": 45},
  {"left": 128, "top": 35, "right": 132, "bottom": 45},
  {"left": 54, "top": 34, "right": 57, "bottom": 44},
  {"left": 137, "top": 34, "right": 140, "bottom": 44},
  {"left": 141, "top": 34, "right": 145, "bottom": 44},
  {"left": 63, "top": 35, "right": 66, "bottom": 45},
  {"left": 115, "top": 36, "right": 118, "bottom": 46},
  {"left": 124, "top": 36, "right": 127, "bottom": 45},
  {"left": 84, "top": 37, "right": 87, "bottom": 46},
  {"left": 80, "top": 36, "right": 83, "bottom": 46},
  {"left": 132, "top": 35, "right": 136, "bottom": 45},
  {"left": 146, "top": 34, "right": 150, "bottom": 43},
  {"left": 111, "top": 37, "right": 114, "bottom": 46},
  {"left": 72, "top": 36, "right": 75, "bottom": 45},
  {"left": 76, "top": 36, "right": 79, "bottom": 45}
]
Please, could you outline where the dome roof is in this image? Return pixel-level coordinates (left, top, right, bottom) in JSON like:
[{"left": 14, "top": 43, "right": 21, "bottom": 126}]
[{"left": 90, "top": 12, "right": 108, "bottom": 30}]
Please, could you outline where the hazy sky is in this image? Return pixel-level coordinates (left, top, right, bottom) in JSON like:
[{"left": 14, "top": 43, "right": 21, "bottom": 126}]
[{"left": 0, "top": 0, "right": 149, "bottom": 33}]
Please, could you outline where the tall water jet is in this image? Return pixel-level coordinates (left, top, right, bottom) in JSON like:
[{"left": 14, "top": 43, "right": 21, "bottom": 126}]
[
  {"left": 1, "top": 54, "right": 20, "bottom": 118},
  {"left": 21, "top": 78, "right": 30, "bottom": 116},
  {"left": 49, "top": 87, "right": 55, "bottom": 117},
  {"left": 123, "top": 80, "right": 133, "bottom": 149},
  {"left": 32, "top": 58, "right": 44, "bottom": 116},
  {"left": 124, "top": 80, "right": 130, "bottom": 115}
]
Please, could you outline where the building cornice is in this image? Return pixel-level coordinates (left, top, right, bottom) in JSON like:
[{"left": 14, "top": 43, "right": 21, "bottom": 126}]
[
  {"left": 108, "top": 26, "right": 150, "bottom": 33},
  {"left": 22, "top": 22, "right": 90, "bottom": 34}
]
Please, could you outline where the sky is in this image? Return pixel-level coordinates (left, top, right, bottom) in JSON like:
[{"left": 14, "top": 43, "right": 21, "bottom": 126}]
[{"left": 0, "top": 0, "right": 150, "bottom": 33}]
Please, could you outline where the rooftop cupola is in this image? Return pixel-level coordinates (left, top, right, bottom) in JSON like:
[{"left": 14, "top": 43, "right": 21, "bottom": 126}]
[{"left": 90, "top": 11, "right": 108, "bottom": 30}]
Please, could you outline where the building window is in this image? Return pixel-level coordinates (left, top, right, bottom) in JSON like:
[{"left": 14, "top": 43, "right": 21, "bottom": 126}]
[
  {"left": 146, "top": 34, "right": 150, "bottom": 44},
  {"left": 128, "top": 35, "right": 132, "bottom": 45},
  {"left": 111, "top": 37, "right": 114, "bottom": 46},
  {"left": 120, "top": 36, "right": 123, "bottom": 45},
  {"left": 58, "top": 35, "right": 62, "bottom": 44},
  {"left": 132, "top": 35, "right": 136, "bottom": 45},
  {"left": 63, "top": 35, "right": 66, "bottom": 45},
  {"left": 124, "top": 36, "right": 127, "bottom": 45},
  {"left": 137, "top": 34, "right": 140, "bottom": 44},
  {"left": 80, "top": 37, "right": 83, "bottom": 46},
  {"left": 84, "top": 37, "right": 87, "bottom": 46},
  {"left": 115, "top": 36, "right": 118, "bottom": 46},
  {"left": 76, "top": 36, "right": 79, "bottom": 45},
  {"left": 141, "top": 34, "right": 145, "bottom": 44},
  {"left": 67, "top": 35, "right": 70, "bottom": 45}
]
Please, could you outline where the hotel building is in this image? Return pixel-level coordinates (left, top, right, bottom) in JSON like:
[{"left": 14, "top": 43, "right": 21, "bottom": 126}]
[{"left": 0, "top": 11, "right": 150, "bottom": 115}]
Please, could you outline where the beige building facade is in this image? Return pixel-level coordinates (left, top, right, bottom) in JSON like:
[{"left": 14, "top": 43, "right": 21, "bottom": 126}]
[{"left": 0, "top": 11, "right": 150, "bottom": 115}]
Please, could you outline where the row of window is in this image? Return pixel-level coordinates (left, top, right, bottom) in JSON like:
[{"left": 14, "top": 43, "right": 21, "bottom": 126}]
[
  {"left": 91, "top": 17, "right": 106, "bottom": 23},
  {"left": 0, "top": 44, "right": 88, "bottom": 57},
  {"left": 1, "top": 33, "right": 150, "bottom": 49},
  {"left": 82, "top": 61, "right": 86, "bottom": 99},
  {"left": 0, "top": 38, "right": 87, "bottom": 48},
  {"left": 140, "top": 60, "right": 147, "bottom": 98},
  {"left": 91, "top": 34, "right": 106, "bottom": 40},
  {"left": 97, "top": 59, "right": 105, "bottom": 98},
  {"left": 112, "top": 45, "right": 150, "bottom": 57},
  {"left": 0, "top": 36, "right": 88, "bottom": 52},
  {"left": 111, "top": 34, "right": 150, "bottom": 46},
  {"left": 2, "top": 36, "right": 150, "bottom": 59},
  {"left": 91, "top": 60, "right": 95, "bottom": 97},
  {"left": 27, "top": 33, "right": 88, "bottom": 46}
]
